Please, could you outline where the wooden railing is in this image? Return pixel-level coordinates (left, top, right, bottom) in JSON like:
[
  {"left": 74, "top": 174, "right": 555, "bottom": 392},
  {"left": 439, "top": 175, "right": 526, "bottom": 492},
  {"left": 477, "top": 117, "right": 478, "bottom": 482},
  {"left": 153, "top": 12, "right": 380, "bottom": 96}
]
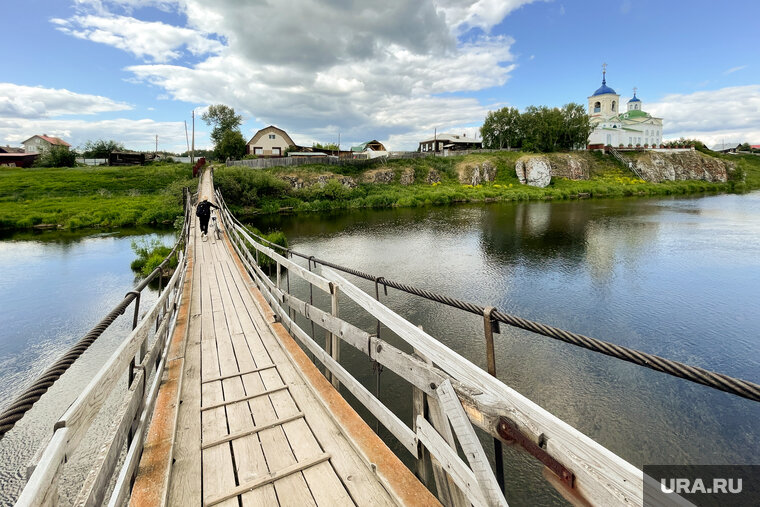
[
  {"left": 16, "top": 191, "right": 193, "bottom": 507},
  {"left": 215, "top": 185, "right": 654, "bottom": 506}
]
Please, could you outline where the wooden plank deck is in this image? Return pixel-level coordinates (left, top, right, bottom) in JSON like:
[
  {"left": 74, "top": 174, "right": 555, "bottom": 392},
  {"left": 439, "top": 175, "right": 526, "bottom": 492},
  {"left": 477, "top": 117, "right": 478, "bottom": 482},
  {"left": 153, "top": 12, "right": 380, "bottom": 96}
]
[{"left": 131, "top": 173, "right": 437, "bottom": 506}]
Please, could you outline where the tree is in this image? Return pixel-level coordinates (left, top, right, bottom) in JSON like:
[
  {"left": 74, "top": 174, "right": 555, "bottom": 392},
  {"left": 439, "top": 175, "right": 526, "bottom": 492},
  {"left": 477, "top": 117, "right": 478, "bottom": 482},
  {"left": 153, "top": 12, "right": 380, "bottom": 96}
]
[
  {"left": 215, "top": 130, "right": 247, "bottom": 160},
  {"left": 313, "top": 142, "right": 339, "bottom": 151},
  {"left": 36, "top": 145, "right": 77, "bottom": 167},
  {"left": 480, "top": 107, "right": 521, "bottom": 149},
  {"left": 201, "top": 105, "right": 243, "bottom": 146},
  {"left": 81, "top": 139, "right": 125, "bottom": 158}
]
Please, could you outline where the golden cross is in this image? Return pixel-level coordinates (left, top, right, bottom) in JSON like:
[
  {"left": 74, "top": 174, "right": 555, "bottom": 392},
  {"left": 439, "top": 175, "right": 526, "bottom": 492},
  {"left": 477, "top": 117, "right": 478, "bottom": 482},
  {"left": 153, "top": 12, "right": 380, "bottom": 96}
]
[
  {"left": 602, "top": 63, "right": 607, "bottom": 73},
  {"left": 633, "top": 86, "right": 638, "bottom": 95}
]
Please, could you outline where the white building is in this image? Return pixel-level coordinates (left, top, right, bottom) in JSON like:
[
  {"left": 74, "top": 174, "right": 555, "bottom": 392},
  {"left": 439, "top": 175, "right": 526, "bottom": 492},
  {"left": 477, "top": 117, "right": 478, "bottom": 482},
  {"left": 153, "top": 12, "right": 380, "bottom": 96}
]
[
  {"left": 587, "top": 68, "right": 663, "bottom": 148},
  {"left": 22, "top": 134, "right": 71, "bottom": 153}
]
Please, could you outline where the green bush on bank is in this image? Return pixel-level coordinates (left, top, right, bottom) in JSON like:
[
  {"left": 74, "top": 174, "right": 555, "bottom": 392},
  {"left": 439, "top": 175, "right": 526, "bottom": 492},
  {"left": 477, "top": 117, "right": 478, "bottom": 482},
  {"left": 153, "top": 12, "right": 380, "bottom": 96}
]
[{"left": 130, "top": 238, "right": 177, "bottom": 277}]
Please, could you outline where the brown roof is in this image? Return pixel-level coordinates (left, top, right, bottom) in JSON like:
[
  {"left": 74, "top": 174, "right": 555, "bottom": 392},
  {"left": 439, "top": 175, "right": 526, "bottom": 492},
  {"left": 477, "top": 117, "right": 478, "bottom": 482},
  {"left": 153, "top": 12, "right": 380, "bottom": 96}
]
[
  {"left": 22, "top": 135, "right": 71, "bottom": 147},
  {"left": 0, "top": 145, "right": 24, "bottom": 153},
  {"left": 247, "top": 125, "right": 295, "bottom": 147}
]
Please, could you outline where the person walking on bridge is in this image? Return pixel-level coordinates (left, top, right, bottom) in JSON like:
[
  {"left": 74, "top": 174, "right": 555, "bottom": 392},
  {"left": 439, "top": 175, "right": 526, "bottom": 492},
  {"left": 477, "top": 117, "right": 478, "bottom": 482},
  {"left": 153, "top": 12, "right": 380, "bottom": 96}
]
[{"left": 196, "top": 196, "right": 219, "bottom": 240}]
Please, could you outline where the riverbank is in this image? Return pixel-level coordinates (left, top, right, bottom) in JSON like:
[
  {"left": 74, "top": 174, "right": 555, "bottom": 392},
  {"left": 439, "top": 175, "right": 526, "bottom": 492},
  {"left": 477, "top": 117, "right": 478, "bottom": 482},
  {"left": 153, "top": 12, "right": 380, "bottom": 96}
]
[
  {"left": 0, "top": 163, "right": 195, "bottom": 230},
  {"left": 215, "top": 150, "right": 760, "bottom": 219}
]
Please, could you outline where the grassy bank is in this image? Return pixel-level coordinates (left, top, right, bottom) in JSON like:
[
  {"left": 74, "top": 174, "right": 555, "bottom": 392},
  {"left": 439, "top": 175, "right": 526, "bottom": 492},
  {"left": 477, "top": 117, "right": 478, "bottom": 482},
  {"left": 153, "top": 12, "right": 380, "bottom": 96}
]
[
  {"left": 215, "top": 151, "right": 760, "bottom": 218},
  {"left": 0, "top": 164, "right": 195, "bottom": 230}
]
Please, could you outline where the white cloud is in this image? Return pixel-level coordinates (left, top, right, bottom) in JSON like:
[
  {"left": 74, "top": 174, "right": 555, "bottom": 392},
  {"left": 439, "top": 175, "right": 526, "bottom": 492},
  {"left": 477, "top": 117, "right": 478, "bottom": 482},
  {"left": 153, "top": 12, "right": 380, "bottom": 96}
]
[
  {"left": 51, "top": 14, "right": 224, "bottom": 63},
  {"left": 47, "top": 0, "right": 541, "bottom": 150},
  {"left": 648, "top": 85, "right": 760, "bottom": 145},
  {"left": 0, "top": 83, "right": 131, "bottom": 118},
  {"left": 724, "top": 65, "right": 747, "bottom": 75}
]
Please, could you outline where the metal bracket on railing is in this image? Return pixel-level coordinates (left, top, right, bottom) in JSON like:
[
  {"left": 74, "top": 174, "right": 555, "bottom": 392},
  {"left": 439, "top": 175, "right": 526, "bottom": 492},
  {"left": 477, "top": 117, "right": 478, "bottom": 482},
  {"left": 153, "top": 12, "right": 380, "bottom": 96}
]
[
  {"left": 125, "top": 291, "right": 141, "bottom": 330},
  {"left": 497, "top": 417, "right": 575, "bottom": 489},
  {"left": 483, "top": 305, "right": 505, "bottom": 492}
]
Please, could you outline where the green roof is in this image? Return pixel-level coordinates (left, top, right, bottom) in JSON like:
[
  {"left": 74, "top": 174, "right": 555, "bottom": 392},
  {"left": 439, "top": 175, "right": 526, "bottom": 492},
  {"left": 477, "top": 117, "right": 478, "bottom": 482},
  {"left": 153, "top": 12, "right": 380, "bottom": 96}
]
[
  {"left": 624, "top": 110, "right": 648, "bottom": 119},
  {"left": 351, "top": 142, "right": 368, "bottom": 152}
]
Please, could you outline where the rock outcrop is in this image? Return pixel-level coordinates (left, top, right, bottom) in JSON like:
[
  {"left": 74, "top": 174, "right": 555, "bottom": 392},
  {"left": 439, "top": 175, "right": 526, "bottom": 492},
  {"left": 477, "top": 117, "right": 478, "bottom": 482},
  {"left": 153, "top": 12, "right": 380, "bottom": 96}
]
[
  {"left": 457, "top": 161, "right": 496, "bottom": 185},
  {"left": 363, "top": 169, "right": 395, "bottom": 184},
  {"left": 400, "top": 168, "right": 415, "bottom": 185},
  {"left": 280, "top": 173, "right": 356, "bottom": 189},
  {"left": 548, "top": 154, "right": 590, "bottom": 180},
  {"left": 515, "top": 156, "right": 552, "bottom": 188},
  {"left": 426, "top": 169, "right": 441, "bottom": 184},
  {"left": 632, "top": 150, "right": 731, "bottom": 182}
]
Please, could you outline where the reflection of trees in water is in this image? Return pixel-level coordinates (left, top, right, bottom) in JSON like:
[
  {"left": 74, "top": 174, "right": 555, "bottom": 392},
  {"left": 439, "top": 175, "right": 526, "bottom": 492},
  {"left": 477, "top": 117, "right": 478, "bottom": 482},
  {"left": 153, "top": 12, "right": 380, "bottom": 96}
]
[{"left": 479, "top": 200, "right": 660, "bottom": 280}]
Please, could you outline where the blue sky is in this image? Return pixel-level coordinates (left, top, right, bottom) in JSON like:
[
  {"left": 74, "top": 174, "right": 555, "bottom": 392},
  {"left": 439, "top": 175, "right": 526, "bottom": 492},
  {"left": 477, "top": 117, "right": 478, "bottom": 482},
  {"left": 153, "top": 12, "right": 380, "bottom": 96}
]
[{"left": 1, "top": 0, "right": 758, "bottom": 152}]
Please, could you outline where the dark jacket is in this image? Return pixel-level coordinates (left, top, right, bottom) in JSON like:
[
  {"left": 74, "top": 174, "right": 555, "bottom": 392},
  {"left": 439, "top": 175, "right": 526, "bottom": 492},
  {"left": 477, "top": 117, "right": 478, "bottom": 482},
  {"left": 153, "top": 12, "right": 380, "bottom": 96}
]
[{"left": 196, "top": 200, "right": 219, "bottom": 218}]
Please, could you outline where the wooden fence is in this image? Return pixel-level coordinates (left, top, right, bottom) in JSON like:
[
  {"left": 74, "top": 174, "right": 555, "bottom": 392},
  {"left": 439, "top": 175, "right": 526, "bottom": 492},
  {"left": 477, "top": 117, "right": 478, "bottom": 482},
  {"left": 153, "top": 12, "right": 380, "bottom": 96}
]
[
  {"left": 17, "top": 194, "right": 193, "bottom": 507},
  {"left": 215, "top": 185, "right": 667, "bottom": 506}
]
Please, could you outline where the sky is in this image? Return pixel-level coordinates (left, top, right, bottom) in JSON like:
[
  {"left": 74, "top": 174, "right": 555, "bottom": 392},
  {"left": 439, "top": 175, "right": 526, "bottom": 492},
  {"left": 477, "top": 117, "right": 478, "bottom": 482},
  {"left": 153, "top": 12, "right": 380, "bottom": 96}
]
[{"left": 1, "top": 0, "right": 758, "bottom": 152}]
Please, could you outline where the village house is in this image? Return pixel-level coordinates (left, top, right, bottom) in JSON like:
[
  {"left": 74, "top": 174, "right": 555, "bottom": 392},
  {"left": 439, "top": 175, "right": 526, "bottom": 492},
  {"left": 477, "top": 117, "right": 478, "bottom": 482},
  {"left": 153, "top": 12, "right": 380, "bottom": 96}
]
[
  {"left": 246, "top": 126, "right": 295, "bottom": 157},
  {"left": 418, "top": 133, "right": 481, "bottom": 153},
  {"left": 22, "top": 134, "right": 71, "bottom": 153},
  {"left": 351, "top": 140, "right": 388, "bottom": 159}
]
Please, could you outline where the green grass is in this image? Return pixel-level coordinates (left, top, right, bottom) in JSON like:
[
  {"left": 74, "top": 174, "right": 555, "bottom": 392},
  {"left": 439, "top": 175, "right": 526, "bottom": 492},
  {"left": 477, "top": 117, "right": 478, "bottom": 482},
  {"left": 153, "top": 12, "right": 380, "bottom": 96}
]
[
  {"left": 0, "top": 164, "right": 195, "bottom": 230},
  {"left": 215, "top": 151, "right": 760, "bottom": 217}
]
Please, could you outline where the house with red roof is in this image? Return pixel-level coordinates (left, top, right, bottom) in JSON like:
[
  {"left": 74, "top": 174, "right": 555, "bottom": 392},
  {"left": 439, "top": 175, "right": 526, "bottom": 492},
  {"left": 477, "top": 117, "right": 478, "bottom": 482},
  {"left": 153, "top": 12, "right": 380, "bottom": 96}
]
[{"left": 22, "top": 134, "right": 71, "bottom": 154}]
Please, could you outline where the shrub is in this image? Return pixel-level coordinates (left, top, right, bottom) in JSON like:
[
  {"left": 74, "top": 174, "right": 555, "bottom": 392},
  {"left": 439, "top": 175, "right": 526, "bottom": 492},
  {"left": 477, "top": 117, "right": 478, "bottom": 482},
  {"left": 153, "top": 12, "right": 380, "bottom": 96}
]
[
  {"left": 130, "top": 239, "right": 177, "bottom": 277},
  {"left": 36, "top": 146, "right": 76, "bottom": 167}
]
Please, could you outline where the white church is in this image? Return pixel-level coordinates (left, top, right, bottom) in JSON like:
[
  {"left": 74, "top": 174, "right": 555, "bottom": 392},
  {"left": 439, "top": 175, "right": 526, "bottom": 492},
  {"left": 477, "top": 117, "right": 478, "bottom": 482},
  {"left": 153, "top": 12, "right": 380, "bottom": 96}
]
[{"left": 587, "top": 65, "right": 663, "bottom": 148}]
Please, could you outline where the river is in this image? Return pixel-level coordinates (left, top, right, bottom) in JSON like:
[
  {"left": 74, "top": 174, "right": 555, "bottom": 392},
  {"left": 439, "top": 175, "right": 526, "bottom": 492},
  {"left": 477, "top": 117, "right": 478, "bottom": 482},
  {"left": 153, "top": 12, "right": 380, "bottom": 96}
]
[
  {"left": 1, "top": 193, "right": 758, "bottom": 505},
  {"left": 0, "top": 228, "right": 175, "bottom": 505},
  {"left": 252, "top": 191, "right": 760, "bottom": 504}
]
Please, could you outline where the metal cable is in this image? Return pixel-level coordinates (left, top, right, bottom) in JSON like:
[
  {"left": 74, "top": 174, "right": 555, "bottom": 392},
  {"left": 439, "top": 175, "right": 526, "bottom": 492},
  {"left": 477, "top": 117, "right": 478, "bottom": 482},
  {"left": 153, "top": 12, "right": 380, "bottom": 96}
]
[
  {"left": 224, "top": 207, "right": 760, "bottom": 403},
  {"left": 0, "top": 196, "right": 190, "bottom": 440}
]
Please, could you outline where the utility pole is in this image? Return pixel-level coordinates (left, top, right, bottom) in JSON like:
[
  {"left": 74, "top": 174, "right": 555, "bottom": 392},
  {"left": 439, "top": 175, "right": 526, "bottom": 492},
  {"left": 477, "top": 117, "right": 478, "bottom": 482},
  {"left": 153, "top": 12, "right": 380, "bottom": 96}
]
[
  {"left": 184, "top": 120, "right": 190, "bottom": 156},
  {"left": 434, "top": 127, "right": 437, "bottom": 156},
  {"left": 338, "top": 132, "right": 340, "bottom": 158},
  {"left": 191, "top": 110, "right": 195, "bottom": 165},
  {"left": 155, "top": 134, "right": 158, "bottom": 154}
]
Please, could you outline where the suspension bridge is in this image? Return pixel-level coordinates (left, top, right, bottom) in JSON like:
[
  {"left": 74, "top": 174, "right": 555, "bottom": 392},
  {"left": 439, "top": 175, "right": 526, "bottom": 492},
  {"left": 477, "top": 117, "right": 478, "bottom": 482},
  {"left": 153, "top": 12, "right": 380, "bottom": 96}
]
[{"left": 4, "top": 167, "right": 758, "bottom": 506}]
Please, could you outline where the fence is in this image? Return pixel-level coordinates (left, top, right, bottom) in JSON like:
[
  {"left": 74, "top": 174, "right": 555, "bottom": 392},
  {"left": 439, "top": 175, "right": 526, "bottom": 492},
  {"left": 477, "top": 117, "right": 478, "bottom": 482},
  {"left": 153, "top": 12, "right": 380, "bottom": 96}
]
[
  {"left": 14, "top": 189, "right": 194, "bottom": 507},
  {"left": 215, "top": 187, "right": 651, "bottom": 506}
]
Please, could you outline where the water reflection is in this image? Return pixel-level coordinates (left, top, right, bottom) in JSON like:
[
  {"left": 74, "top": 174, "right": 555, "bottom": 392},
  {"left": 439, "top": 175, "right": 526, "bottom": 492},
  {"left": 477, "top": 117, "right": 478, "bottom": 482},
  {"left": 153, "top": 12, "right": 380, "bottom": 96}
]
[
  {"left": 0, "top": 228, "right": 175, "bottom": 503},
  {"left": 256, "top": 193, "right": 760, "bottom": 505}
]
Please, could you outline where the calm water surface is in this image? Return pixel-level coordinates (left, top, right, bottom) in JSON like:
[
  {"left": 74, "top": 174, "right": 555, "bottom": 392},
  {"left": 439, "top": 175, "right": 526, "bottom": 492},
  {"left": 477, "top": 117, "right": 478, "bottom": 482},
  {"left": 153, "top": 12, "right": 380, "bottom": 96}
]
[
  {"left": 0, "top": 228, "right": 175, "bottom": 505},
  {"left": 1, "top": 193, "right": 758, "bottom": 506},
  {"left": 253, "top": 192, "right": 760, "bottom": 505}
]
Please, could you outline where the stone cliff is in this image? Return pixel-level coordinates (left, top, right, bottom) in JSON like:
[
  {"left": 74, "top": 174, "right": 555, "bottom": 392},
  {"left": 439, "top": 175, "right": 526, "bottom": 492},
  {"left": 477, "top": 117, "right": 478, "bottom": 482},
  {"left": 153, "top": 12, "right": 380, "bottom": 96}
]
[{"left": 630, "top": 150, "right": 732, "bottom": 183}]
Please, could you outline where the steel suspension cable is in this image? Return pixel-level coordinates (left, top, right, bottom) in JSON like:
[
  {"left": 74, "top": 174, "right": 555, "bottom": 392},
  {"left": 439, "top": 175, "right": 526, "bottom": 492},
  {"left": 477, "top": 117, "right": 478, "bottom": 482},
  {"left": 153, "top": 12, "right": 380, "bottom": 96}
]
[{"left": 0, "top": 195, "right": 191, "bottom": 440}]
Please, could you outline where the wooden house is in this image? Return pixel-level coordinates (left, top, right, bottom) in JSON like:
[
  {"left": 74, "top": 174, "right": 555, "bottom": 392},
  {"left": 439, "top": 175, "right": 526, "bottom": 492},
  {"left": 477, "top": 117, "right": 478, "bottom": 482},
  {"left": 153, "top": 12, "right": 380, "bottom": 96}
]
[{"left": 246, "top": 126, "right": 295, "bottom": 157}]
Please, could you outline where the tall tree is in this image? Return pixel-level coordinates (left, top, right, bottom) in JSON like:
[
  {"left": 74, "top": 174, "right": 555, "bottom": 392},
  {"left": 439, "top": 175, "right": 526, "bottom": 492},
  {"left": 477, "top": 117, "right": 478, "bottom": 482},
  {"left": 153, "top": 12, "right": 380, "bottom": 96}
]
[
  {"left": 81, "top": 139, "right": 125, "bottom": 158},
  {"left": 215, "top": 130, "right": 247, "bottom": 160},
  {"left": 201, "top": 104, "right": 243, "bottom": 146}
]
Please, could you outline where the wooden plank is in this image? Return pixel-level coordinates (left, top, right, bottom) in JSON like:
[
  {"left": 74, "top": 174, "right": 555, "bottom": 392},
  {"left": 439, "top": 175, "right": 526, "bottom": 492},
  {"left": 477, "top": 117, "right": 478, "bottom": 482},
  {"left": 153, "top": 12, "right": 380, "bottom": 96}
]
[
  {"left": 224, "top": 239, "right": 396, "bottom": 507},
  {"left": 108, "top": 323, "right": 176, "bottom": 507},
  {"left": 282, "top": 292, "right": 445, "bottom": 397},
  {"left": 258, "top": 365, "right": 354, "bottom": 507},
  {"left": 209, "top": 227, "right": 280, "bottom": 507},
  {"left": 74, "top": 369, "right": 145, "bottom": 507},
  {"left": 198, "top": 256, "right": 238, "bottom": 507},
  {"left": 200, "top": 385, "right": 289, "bottom": 411},
  {"left": 270, "top": 295, "right": 419, "bottom": 456},
  {"left": 234, "top": 223, "right": 332, "bottom": 293},
  {"left": 324, "top": 267, "right": 643, "bottom": 506},
  {"left": 15, "top": 428, "right": 69, "bottom": 507},
  {"left": 436, "top": 379, "right": 507, "bottom": 507},
  {"left": 204, "top": 454, "right": 332, "bottom": 507},
  {"left": 416, "top": 417, "right": 488, "bottom": 507},
  {"left": 202, "top": 412, "right": 305, "bottom": 449},
  {"left": 427, "top": 382, "right": 469, "bottom": 507},
  {"left": 201, "top": 364, "right": 276, "bottom": 384}
]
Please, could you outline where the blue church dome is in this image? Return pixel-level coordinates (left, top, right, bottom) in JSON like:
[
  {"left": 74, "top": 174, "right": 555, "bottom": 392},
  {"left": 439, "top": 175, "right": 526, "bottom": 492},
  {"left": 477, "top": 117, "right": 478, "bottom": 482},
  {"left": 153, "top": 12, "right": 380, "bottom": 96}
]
[
  {"left": 592, "top": 79, "right": 616, "bottom": 96},
  {"left": 628, "top": 93, "right": 641, "bottom": 102}
]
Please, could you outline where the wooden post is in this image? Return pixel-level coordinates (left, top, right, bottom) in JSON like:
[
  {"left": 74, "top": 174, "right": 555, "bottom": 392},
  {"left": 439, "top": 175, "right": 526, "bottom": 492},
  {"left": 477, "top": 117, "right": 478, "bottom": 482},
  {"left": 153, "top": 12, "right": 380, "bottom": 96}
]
[
  {"left": 415, "top": 344, "right": 468, "bottom": 507},
  {"left": 329, "top": 284, "right": 340, "bottom": 389}
]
